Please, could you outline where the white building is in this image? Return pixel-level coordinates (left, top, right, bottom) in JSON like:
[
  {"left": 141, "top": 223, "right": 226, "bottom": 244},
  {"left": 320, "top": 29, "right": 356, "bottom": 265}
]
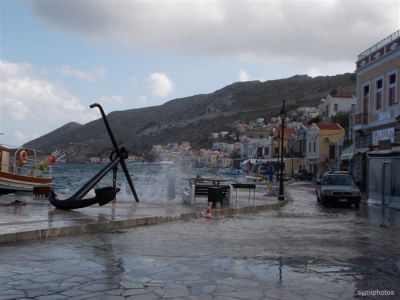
[
  {"left": 305, "top": 126, "right": 319, "bottom": 177},
  {"left": 319, "top": 94, "right": 356, "bottom": 119}
]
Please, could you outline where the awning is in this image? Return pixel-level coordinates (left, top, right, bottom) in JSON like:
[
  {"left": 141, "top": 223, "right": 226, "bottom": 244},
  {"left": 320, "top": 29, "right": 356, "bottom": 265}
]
[
  {"left": 340, "top": 145, "right": 369, "bottom": 161},
  {"left": 356, "top": 147, "right": 370, "bottom": 154},
  {"left": 368, "top": 146, "right": 400, "bottom": 157},
  {"left": 340, "top": 144, "right": 354, "bottom": 161},
  {"left": 240, "top": 159, "right": 250, "bottom": 166}
]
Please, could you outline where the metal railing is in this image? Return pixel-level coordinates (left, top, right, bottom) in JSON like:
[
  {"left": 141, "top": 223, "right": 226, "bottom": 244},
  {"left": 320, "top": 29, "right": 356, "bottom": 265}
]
[
  {"left": 358, "top": 30, "right": 399, "bottom": 60},
  {"left": 0, "top": 162, "right": 51, "bottom": 179}
]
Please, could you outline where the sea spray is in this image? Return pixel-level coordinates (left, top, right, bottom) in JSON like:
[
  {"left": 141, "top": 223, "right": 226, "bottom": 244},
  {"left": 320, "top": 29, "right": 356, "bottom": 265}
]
[{"left": 51, "top": 163, "right": 220, "bottom": 203}]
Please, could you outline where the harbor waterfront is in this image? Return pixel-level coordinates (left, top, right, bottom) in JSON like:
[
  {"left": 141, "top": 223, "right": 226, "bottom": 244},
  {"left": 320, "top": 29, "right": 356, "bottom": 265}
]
[{"left": 0, "top": 163, "right": 284, "bottom": 244}]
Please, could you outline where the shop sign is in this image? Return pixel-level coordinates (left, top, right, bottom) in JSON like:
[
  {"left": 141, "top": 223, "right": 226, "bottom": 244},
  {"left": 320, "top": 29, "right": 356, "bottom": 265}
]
[{"left": 372, "top": 127, "right": 394, "bottom": 146}]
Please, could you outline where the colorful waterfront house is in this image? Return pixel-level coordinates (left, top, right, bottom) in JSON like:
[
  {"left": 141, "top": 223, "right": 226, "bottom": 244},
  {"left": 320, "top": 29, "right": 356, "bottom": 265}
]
[
  {"left": 305, "top": 125, "right": 319, "bottom": 176},
  {"left": 272, "top": 127, "right": 295, "bottom": 159},
  {"left": 204, "top": 150, "right": 220, "bottom": 168},
  {"left": 306, "top": 123, "right": 345, "bottom": 178},
  {"left": 316, "top": 123, "right": 345, "bottom": 174},
  {"left": 353, "top": 30, "right": 400, "bottom": 208},
  {"left": 291, "top": 125, "right": 308, "bottom": 174},
  {"left": 219, "top": 156, "right": 234, "bottom": 168}
]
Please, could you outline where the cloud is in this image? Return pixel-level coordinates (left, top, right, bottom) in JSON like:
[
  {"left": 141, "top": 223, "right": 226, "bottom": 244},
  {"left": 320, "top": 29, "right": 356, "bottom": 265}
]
[
  {"left": 29, "top": 0, "right": 399, "bottom": 66},
  {"left": 239, "top": 70, "right": 250, "bottom": 81},
  {"left": 98, "top": 95, "right": 124, "bottom": 105},
  {"left": 144, "top": 73, "right": 174, "bottom": 97},
  {"left": 139, "top": 95, "right": 148, "bottom": 104},
  {"left": 61, "top": 65, "right": 106, "bottom": 82},
  {"left": 0, "top": 60, "right": 97, "bottom": 146},
  {"left": 13, "top": 130, "right": 27, "bottom": 143}
]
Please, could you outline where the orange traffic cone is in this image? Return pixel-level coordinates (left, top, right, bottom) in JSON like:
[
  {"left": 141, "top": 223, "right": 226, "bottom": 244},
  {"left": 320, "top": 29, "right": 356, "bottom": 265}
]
[{"left": 205, "top": 205, "right": 212, "bottom": 219}]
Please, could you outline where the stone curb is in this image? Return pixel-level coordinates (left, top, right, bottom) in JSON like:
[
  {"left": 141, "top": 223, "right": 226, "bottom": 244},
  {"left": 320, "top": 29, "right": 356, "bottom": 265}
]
[{"left": 0, "top": 200, "right": 288, "bottom": 244}]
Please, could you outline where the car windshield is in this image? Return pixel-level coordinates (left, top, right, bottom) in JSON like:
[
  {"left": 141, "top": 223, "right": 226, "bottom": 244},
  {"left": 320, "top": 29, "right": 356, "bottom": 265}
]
[{"left": 322, "top": 175, "right": 353, "bottom": 185}]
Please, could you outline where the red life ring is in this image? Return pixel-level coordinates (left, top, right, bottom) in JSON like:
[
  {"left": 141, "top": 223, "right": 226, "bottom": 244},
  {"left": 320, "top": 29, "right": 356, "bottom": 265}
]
[{"left": 18, "top": 150, "right": 28, "bottom": 166}]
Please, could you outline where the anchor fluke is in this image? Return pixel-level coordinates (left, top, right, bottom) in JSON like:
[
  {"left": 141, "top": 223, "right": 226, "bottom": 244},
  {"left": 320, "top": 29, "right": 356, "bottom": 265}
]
[{"left": 48, "top": 187, "right": 120, "bottom": 210}]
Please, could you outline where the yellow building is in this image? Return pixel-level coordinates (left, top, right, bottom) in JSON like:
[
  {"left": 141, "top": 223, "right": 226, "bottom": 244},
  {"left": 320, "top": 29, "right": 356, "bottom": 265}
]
[
  {"left": 306, "top": 123, "right": 345, "bottom": 176},
  {"left": 353, "top": 30, "right": 400, "bottom": 207}
]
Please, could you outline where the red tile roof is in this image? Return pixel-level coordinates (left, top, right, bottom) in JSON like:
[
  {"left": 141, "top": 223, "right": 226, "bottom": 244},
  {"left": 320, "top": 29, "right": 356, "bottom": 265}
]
[{"left": 314, "top": 123, "right": 343, "bottom": 130}]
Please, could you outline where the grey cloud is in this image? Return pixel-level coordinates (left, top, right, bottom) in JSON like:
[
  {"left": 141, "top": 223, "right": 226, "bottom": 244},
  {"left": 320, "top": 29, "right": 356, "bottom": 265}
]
[{"left": 29, "top": 0, "right": 399, "bottom": 63}]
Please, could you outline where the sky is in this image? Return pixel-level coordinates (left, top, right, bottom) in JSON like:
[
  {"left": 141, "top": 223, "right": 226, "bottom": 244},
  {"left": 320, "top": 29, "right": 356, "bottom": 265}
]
[{"left": 0, "top": 0, "right": 399, "bottom": 147}]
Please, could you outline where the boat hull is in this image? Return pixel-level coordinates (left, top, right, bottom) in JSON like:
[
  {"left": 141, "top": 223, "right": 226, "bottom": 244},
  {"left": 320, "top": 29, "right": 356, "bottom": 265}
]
[{"left": 0, "top": 171, "right": 51, "bottom": 193}]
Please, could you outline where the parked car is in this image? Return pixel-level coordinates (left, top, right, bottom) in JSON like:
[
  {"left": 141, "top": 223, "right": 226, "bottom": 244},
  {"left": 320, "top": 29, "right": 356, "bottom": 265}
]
[
  {"left": 293, "top": 169, "right": 313, "bottom": 180},
  {"left": 316, "top": 172, "right": 361, "bottom": 208}
]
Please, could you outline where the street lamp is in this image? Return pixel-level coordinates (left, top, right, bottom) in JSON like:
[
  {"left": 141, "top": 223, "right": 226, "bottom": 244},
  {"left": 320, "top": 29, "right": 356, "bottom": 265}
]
[{"left": 278, "top": 100, "right": 286, "bottom": 201}]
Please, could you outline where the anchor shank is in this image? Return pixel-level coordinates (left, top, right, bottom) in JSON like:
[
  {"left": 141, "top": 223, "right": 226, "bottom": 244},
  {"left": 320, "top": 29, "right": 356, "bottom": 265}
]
[{"left": 74, "top": 157, "right": 120, "bottom": 200}]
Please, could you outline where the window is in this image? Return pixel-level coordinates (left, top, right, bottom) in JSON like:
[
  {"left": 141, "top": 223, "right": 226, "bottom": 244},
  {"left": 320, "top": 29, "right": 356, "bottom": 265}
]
[
  {"left": 322, "top": 175, "right": 353, "bottom": 185},
  {"left": 334, "top": 103, "right": 338, "bottom": 111},
  {"left": 329, "top": 145, "right": 335, "bottom": 159},
  {"left": 362, "top": 84, "right": 370, "bottom": 123},
  {"left": 274, "top": 147, "right": 279, "bottom": 155},
  {"left": 388, "top": 73, "right": 397, "bottom": 106},
  {"left": 308, "top": 141, "right": 311, "bottom": 153},
  {"left": 375, "top": 79, "right": 383, "bottom": 110},
  {"left": 265, "top": 147, "right": 269, "bottom": 156},
  {"left": 313, "top": 141, "right": 316, "bottom": 152}
]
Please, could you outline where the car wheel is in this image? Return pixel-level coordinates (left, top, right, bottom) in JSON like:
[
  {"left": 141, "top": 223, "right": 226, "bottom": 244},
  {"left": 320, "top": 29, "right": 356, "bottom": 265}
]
[
  {"left": 316, "top": 191, "right": 321, "bottom": 202},
  {"left": 355, "top": 202, "right": 360, "bottom": 209},
  {"left": 321, "top": 197, "right": 328, "bottom": 207}
]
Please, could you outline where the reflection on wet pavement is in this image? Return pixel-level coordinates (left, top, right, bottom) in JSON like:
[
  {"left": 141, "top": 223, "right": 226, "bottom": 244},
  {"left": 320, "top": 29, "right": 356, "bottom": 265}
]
[{"left": 0, "top": 181, "right": 399, "bottom": 299}]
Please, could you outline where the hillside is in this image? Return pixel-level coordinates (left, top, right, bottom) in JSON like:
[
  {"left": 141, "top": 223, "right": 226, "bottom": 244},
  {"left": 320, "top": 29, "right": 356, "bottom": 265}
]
[{"left": 24, "top": 73, "right": 356, "bottom": 162}]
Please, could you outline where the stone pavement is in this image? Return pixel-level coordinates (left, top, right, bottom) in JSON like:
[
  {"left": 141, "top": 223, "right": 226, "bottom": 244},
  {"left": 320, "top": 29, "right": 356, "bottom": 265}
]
[
  {"left": 0, "top": 184, "right": 286, "bottom": 244},
  {"left": 0, "top": 181, "right": 399, "bottom": 299}
]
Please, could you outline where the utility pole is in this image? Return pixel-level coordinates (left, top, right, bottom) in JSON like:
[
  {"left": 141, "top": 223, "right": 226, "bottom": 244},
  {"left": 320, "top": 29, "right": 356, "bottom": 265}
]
[{"left": 278, "top": 100, "right": 286, "bottom": 201}]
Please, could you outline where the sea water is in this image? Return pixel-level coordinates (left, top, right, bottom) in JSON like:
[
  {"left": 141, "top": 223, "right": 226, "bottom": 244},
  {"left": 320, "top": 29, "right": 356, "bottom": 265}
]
[{"left": 50, "top": 163, "right": 223, "bottom": 202}]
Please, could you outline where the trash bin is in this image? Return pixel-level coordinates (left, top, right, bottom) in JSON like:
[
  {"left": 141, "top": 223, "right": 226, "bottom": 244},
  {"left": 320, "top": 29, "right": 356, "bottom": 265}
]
[{"left": 208, "top": 186, "right": 223, "bottom": 208}]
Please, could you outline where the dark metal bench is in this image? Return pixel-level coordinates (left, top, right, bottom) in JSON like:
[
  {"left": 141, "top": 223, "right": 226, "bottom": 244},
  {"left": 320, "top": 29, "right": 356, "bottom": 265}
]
[
  {"left": 231, "top": 183, "right": 256, "bottom": 206},
  {"left": 193, "top": 184, "right": 230, "bottom": 207}
]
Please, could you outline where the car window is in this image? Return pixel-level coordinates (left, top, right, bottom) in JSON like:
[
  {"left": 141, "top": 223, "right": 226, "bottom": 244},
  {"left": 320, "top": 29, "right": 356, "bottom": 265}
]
[{"left": 322, "top": 175, "right": 353, "bottom": 185}]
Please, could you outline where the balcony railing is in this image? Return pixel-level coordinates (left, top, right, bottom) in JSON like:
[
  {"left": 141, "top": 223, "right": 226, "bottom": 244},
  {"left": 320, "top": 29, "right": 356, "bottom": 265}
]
[
  {"left": 354, "top": 113, "right": 369, "bottom": 125},
  {"left": 357, "top": 30, "right": 400, "bottom": 60},
  {"left": 356, "top": 30, "right": 400, "bottom": 69}
]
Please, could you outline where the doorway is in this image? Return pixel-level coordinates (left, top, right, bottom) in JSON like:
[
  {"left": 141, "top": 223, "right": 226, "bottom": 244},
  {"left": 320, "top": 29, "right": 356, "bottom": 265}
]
[{"left": 382, "top": 161, "right": 392, "bottom": 206}]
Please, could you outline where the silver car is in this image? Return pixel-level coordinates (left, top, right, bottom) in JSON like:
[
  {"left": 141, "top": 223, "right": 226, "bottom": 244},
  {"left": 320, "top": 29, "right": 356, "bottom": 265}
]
[{"left": 316, "top": 172, "right": 361, "bottom": 208}]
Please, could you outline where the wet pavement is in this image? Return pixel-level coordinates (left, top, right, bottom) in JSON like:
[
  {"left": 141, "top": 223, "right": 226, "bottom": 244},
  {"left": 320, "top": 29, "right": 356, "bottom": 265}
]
[
  {"left": 0, "top": 181, "right": 399, "bottom": 299},
  {"left": 0, "top": 185, "right": 282, "bottom": 243}
]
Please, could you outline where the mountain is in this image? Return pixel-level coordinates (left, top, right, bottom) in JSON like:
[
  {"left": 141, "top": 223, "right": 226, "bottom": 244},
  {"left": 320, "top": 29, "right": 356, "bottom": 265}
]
[{"left": 24, "top": 73, "right": 356, "bottom": 162}]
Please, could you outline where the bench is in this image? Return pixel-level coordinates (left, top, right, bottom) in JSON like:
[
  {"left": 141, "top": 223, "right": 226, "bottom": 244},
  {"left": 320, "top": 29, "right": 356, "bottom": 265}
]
[{"left": 191, "top": 184, "right": 230, "bottom": 207}]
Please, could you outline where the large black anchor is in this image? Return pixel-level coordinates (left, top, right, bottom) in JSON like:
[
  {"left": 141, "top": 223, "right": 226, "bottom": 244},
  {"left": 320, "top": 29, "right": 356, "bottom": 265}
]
[{"left": 49, "top": 103, "right": 139, "bottom": 210}]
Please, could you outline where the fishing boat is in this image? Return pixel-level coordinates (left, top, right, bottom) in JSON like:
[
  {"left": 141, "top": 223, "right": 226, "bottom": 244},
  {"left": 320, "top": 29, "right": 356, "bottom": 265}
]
[{"left": 0, "top": 145, "right": 64, "bottom": 195}]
